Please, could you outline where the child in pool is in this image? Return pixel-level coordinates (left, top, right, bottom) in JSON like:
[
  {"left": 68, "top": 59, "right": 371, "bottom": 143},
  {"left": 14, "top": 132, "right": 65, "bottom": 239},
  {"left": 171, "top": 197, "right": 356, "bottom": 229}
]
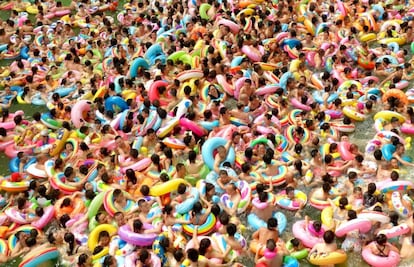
[
  {"left": 285, "top": 186, "right": 305, "bottom": 217},
  {"left": 190, "top": 202, "right": 212, "bottom": 226},
  {"left": 366, "top": 233, "right": 399, "bottom": 258},
  {"left": 258, "top": 153, "right": 285, "bottom": 181},
  {"left": 171, "top": 183, "right": 196, "bottom": 206},
  {"left": 129, "top": 218, "right": 162, "bottom": 235},
  {"left": 341, "top": 210, "right": 363, "bottom": 253},
  {"left": 288, "top": 238, "right": 308, "bottom": 255},
  {"left": 200, "top": 182, "right": 217, "bottom": 206},
  {"left": 113, "top": 189, "right": 135, "bottom": 212},
  {"left": 252, "top": 191, "right": 275, "bottom": 221},
  {"left": 255, "top": 239, "right": 284, "bottom": 267},
  {"left": 162, "top": 204, "right": 191, "bottom": 227},
  {"left": 238, "top": 163, "right": 255, "bottom": 183},
  {"left": 186, "top": 150, "right": 205, "bottom": 179},
  {"left": 305, "top": 217, "right": 325, "bottom": 238},
  {"left": 328, "top": 197, "right": 349, "bottom": 229}
]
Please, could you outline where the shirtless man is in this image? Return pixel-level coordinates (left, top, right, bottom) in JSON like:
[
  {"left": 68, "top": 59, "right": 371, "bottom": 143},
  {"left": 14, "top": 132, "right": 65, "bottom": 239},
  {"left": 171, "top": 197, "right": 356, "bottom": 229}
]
[
  {"left": 218, "top": 107, "right": 231, "bottom": 126},
  {"left": 114, "top": 135, "right": 131, "bottom": 157},
  {"left": 252, "top": 218, "right": 279, "bottom": 247},
  {"left": 392, "top": 143, "right": 414, "bottom": 167},
  {"left": 310, "top": 231, "right": 345, "bottom": 267},
  {"left": 216, "top": 170, "right": 238, "bottom": 193},
  {"left": 252, "top": 192, "right": 275, "bottom": 221},
  {"left": 220, "top": 184, "right": 241, "bottom": 217},
  {"left": 259, "top": 153, "right": 284, "bottom": 178},
  {"left": 142, "top": 129, "right": 158, "bottom": 154},
  {"left": 239, "top": 79, "right": 254, "bottom": 100},
  {"left": 213, "top": 140, "right": 233, "bottom": 174},
  {"left": 310, "top": 183, "right": 333, "bottom": 203},
  {"left": 183, "top": 248, "right": 234, "bottom": 267}
]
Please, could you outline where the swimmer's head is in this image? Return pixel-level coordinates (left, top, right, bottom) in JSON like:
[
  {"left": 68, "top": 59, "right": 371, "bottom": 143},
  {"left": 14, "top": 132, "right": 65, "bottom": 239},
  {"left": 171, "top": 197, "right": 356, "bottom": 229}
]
[
  {"left": 259, "top": 192, "right": 268, "bottom": 203},
  {"left": 390, "top": 170, "right": 399, "bottom": 181},
  {"left": 226, "top": 223, "right": 237, "bottom": 237},
  {"left": 266, "top": 239, "right": 276, "bottom": 251},
  {"left": 339, "top": 197, "right": 348, "bottom": 210},
  {"left": 348, "top": 171, "right": 357, "bottom": 181},
  {"left": 217, "top": 145, "right": 226, "bottom": 157},
  {"left": 323, "top": 230, "right": 335, "bottom": 244},
  {"left": 322, "top": 183, "right": 331, "bottom": 193},
  {"left": 225, "top": 183, "right": 237, "bottom": 195},
  {"left": 348, "top": 210, "right": 357, "bottom": 220},
  {"left": 286, "top": 186, "right": 295, "bottom": 199},
  {"left": 375, "top": 234, "right": 387, "bottom": 245},
  {"left": 267, "top": 218, "right": 278, "bottom": 230},
  {"left": 177, "top": 183, "right": 187, "bottom": 195},
  {"left": 367, "top": 183, "right": 376, "bottom": 194},
  {"left": 140, "top": 185, "right": 150, "bottom": 196},
  {"left": 313, "top": 221, "right": 322, "bottom": 232},
  {"left": 219, "top": 169, "right": 228, "bottom": 177}
]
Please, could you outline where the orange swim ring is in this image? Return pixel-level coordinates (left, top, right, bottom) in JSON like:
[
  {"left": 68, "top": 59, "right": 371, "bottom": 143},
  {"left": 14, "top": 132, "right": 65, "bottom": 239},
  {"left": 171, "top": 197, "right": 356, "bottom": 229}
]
[{"left": 382, "top": 89, "right": 408, "bottom": 105}]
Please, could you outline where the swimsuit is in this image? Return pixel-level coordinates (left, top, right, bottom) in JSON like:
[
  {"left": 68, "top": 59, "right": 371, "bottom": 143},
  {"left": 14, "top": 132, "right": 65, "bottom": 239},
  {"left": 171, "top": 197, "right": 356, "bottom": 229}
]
[{"left": 376, "top": 244, "right": 388, "bottom": 257}]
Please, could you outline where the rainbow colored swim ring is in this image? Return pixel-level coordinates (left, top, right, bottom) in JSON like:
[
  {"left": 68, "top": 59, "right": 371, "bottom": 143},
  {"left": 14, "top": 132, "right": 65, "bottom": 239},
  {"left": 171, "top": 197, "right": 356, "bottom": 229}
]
[
  {"left": 103, "top": 190, "right": 135, "bottom": 217},
  {"left": 182, "top": 212, "right": 216, "bottom": 236}
]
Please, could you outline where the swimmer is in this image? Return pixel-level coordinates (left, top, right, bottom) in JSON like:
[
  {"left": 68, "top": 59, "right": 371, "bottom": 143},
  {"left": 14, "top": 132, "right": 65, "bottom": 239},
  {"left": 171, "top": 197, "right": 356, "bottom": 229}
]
[
  {"left": 310, "top": 231, "right": 344, "bottom": 267},
  {"left": 213, "top": 139, "right": 233, "bottom": 174},
  {"left": 255, "top": 239, "right": 284, "bottom": 267},
  {"left": 220, "top": 183, "right": 241, "bottom": 217},
  {"left": 365, "top": 234, "right": 399, "bottom": 258}
]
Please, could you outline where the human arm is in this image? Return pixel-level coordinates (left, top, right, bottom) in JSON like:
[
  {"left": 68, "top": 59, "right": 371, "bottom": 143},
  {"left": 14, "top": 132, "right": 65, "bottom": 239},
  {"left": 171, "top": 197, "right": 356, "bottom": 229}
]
[
  {"left": 393, "top": 153, "right": 414, "bottom": 167},
  {"left": 213, "top": 155, "right": 222, "bottom": 174}
]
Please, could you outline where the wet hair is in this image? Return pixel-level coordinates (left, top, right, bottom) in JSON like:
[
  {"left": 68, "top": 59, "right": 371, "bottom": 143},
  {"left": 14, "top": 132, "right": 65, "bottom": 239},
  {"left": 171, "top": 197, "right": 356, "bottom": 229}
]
[
  {"left": 139, "top": 249, "right": 150, "bottom": 264},
  {"left": 348, "top": 210, "right": 357, "bottom": 220},
  {"left": 375, "top": 234, "right": 387, "bottom": 245},
  {"left": 226, "top": 223, "right": 237, "bottom": 236},
  {"left": 177, "top": 183, "right": 187, "bottom": 194},
  {"left": 338, "top": 197, "right": 348, "bottom": 210},
  {"left": 64, "top": 232, "right": 76, "bottom": 255},
  {"left": 323, "top": 230, "right": 335, "bottom": 244},
  {"left": 140, "top": 185, "right": 150, "bottom": 196},
  {"left": 173, "top": 248, "right": 185, "bottom": 262},
  {"left": 267, "top": 218, "right": 278, "bottom": 229},
  {"left": 367, "top": 183, "right": 376, "bottom": 194},
  {"left": 390, "top": 170, "right": 399, "bottom": 181},
  {"left": 313, "top": 221, "right": 322, "bottom": 232}
]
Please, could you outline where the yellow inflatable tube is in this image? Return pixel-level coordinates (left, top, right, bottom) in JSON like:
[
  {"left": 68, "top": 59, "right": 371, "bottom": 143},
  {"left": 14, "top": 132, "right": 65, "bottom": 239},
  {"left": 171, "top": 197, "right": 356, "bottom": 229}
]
[
  {"left": 343, "top": 106, "right": 365, "bottom": 121},
  {"left": 150, "top": 178, "right": 188, "bottom": 196},
  {"left": 378, "top": 37, "right": 406, "bottom": 45},
  {"left": 359, "top": 33, "right": 376, "bottom": 42},
  {"left": 88, "top": 224, "right": 117, "bottom": 261},
  {"left": 373, "top": 110, "right": 405, "bottom": 123},
  {"left": 309, "top": 251, "right": 347, "bottom": 265}
]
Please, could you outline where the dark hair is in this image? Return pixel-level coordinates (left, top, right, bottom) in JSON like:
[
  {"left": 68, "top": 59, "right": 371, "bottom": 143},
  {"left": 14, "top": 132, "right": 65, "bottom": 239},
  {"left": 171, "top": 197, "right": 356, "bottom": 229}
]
[
  {"left": 267, "top": 218, "right": 278, "bottom": 229},
  {"left": 226, "top": 223, "right": 237, "bottom": 236},
  {"left": 64, "top": 232, "right": 76, "bottom": 255},
  {"left": 187, "top": 248, "right": 199, "bottom": 262},
  {"left": 323, "top": 230, "right": 335, "bottom": 244}
]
